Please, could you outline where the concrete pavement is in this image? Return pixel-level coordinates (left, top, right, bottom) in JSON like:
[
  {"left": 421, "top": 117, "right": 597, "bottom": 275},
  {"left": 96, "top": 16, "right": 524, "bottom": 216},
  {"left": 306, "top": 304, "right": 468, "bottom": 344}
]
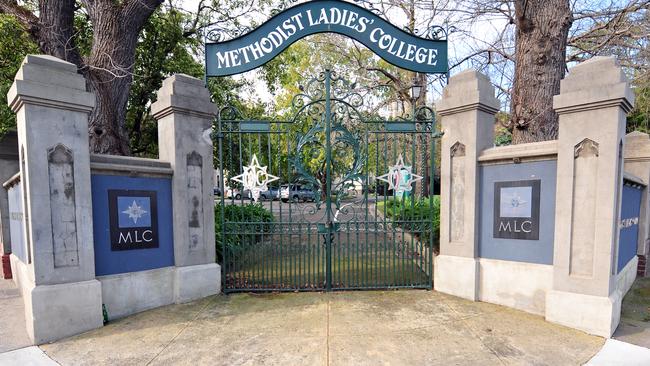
[
  {"left": 3, "top": 277, "right": 650, "bottom": 365},
  {"left": 0, "top": 279, "right": 31, "bottom": 353},
  {"left": 39, "top": 290, "right": 603, "bottom": 365}
]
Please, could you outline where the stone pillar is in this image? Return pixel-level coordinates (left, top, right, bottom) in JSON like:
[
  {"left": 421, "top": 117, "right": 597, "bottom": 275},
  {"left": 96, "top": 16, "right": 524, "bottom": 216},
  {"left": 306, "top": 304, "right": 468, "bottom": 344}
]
[
  {"left": 151, "top": 74, "right": 220, "bottom": 302},
  {"left": 0, "top": 131, "right": 19, "bottom": 278},
  {"left": 624, "top": 131, "right": 650, "bottom": 277},
  {"left": 547, "top": 57, "right": 635, "bottom": 337},
  {"left": 434, "top": 70, "right": 500, "bottom": 300},
  {"left": 7, "top": 55, "right": 103, "bottom": 343}
]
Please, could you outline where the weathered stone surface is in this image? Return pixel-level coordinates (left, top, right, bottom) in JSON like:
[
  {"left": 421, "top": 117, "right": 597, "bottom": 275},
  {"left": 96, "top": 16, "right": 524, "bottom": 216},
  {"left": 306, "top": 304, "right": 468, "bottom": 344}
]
[
  {"left": 153, "top": 74, "right": 216, "bottom": 268},
  {"left": 549, "top": 56, "right": 636, "bottom": 337},
  {"left": 7, "top": 54, "right": 100, "bottom": 344},
  {"left": 98, "top": 267, "right": 175, "bottom": 321}
]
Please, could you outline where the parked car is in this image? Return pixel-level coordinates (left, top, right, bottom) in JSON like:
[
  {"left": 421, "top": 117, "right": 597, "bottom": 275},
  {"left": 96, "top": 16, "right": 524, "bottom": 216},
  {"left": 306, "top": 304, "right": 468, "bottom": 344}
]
[
  {"left": 231, "top": 189, "right": 253, "bottom": 200},
  {"left": 280, "top": 184, "right": 316, "bottom": 202},
  {"left": 259, "top": 187, "right": 280, "bottom": 201},
  {"left": 213, "top": 186, "right": 235, "bottom": 198}
]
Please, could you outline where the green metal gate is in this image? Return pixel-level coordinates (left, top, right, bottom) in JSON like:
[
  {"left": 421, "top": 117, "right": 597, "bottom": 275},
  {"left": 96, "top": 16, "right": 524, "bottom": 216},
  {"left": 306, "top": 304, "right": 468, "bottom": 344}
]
[{"left": 216, "top": 70, "right": 440, "bottom": 292}]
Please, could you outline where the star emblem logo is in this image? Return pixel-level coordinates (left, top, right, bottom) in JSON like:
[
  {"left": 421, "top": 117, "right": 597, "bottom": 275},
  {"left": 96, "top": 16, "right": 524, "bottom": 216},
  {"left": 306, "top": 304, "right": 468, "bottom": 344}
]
[
  {"left": 376, "top": 154, "right": 423, "bottom": 195},
  {"left": 509, "top": 195, "right": 528, "bottom": 208},
  {"left": 231, "top": 154, "right": 279, "bottom": 202},
  {"left": 122, "top": 200, "right": 148, "bottom": 224}
]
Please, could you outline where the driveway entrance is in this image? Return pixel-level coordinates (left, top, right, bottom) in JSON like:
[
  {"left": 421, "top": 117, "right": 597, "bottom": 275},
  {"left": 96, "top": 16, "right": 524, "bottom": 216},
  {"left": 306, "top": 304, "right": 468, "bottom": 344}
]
[{"left": 216, "top": 71, "right": 440, "bottom": 292}]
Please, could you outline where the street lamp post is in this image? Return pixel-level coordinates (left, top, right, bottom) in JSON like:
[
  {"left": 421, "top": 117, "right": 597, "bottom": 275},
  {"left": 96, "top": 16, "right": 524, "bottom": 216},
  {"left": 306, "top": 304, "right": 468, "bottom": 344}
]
[
  {"left": 409, "top": 75, "right": 427, "bottom": 197},
  {"left": 410, "top": 74, "right": 422, "bottom": 119}
]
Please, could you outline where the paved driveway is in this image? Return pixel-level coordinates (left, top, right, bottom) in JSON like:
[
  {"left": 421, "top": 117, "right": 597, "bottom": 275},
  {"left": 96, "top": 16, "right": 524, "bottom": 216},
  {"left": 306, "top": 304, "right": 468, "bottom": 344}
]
[{"left": 40, "top": 290, "right": 603, "bottom": 366}]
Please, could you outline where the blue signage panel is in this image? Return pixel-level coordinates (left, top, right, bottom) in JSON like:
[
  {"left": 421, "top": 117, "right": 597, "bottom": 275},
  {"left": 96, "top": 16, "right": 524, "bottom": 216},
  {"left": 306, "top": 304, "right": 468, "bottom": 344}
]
[
  {"left": 618, "top": 183, "right": 642, "bottom": 273},
  {"left": 92, "top": 175, "right": 174, "bottom": 276},
  {"left": 205, "top": 0, "right": 448, "bottom": 76},
  {"left": 478, "top": 161, "right": 557, "bottom": 265}
]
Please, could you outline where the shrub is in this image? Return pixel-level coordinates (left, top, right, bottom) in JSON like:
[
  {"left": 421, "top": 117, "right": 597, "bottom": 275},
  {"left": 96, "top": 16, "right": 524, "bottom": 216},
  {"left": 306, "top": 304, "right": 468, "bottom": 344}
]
[
  {"left": 378, "top": 196, "right": 440, "bottom": 253},
  {"left": 214, "top": 203, "right": 274, "bottom": 262}
]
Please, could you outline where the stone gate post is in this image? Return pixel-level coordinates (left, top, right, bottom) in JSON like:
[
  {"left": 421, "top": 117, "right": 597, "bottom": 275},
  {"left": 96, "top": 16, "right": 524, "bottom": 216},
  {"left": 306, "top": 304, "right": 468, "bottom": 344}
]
[
  {"left": 151, "top": 74, "right": 220, "bottom": 302},
  {"left": 546, "top": 57, "right": 636, "bottom": 337},
  {"left": 434, "top": 70, "right": 500, "bottom": 300},
  {"left": 7, "top": 55, "right": 103, "bottom": 343}
]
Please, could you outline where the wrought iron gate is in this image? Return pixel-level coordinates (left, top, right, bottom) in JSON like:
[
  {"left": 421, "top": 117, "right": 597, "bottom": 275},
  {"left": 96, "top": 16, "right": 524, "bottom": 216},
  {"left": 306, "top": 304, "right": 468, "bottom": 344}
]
[{"left": 216, "top": 70, "right": 440, "bottom": 292}]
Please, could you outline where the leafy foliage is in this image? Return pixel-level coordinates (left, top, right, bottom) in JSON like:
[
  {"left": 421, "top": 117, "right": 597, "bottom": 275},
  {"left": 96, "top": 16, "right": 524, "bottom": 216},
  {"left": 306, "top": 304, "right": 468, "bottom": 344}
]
[
  {"left": 214, "top": 203, "right": 274, "bottom": 263},
  {"left": 378, "top": 196, "right": 441, "bottom": 253},
  {"left": 126, "top": 8, "right": 204, "bottom": 156},
  {"left": 0, "top": 15, "right": 37, "bottom": 137},
  {"left": 628, "top": 85, "right": 650, "bottom": 134}
]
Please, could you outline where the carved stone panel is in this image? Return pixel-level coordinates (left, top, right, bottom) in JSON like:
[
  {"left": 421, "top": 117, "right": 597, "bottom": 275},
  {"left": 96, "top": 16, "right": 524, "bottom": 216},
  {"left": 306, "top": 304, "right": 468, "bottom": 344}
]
[
  {"left": 187, "top": 151, "right": 203, "bottom": 251},
  {"left": 48, "top": 144, "right": 79, "bottom": 267},
  {"left": 569, "top": 138, "right": 599, "bottom": 277},
  {"left": 450, "top": 142, "right": 466, "bottom": 242}
]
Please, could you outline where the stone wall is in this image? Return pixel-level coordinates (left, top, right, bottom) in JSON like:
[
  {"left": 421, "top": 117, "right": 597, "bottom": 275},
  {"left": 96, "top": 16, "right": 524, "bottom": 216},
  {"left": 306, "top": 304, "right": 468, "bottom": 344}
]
[
  {"left": 5, "top": 55, "right": 221, "bottom": 344},
  {"left": 624, "top": 131, "right": 650, "bottom": 277},
  {"left": 0, "top": 131, "right": 19, "bottom": 279},
  {"left": 435, "top": 56, "right": 637, "bottom": 338}
]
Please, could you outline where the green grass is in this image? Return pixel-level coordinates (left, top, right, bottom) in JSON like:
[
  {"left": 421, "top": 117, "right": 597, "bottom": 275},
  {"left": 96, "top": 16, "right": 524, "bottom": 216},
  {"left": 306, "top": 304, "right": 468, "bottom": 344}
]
[
  {"left": 621, "top": 277, "right": 650, "bottom": 322},
  {"left": 223, "top": 239, "right": 432, "bottom": 290}
]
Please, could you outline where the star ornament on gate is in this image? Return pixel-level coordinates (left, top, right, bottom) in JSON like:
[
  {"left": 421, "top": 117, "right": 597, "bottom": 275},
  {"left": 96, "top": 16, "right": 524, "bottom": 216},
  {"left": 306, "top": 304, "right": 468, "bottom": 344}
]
[
  {"left": 376, "top": 154, "right": 423, "bottom": 194},
  {"left": 231, "top": 154, "right": 279, "bottom": 202}
]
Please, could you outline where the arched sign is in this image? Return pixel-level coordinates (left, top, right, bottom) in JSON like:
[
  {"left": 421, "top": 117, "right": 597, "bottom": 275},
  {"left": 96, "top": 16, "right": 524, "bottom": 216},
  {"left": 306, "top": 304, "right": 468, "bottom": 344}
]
[{"left": 205, "top": 0, "right": 448, "bottom": 77}]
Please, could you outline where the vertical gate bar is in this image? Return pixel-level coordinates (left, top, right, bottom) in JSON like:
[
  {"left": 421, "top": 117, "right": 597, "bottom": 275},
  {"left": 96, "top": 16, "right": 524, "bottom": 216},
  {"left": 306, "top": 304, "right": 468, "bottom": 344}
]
[
  {"left": 247, "top": 130, "right": 253, "bottom": 255},
  {"left": 324, "top": 70, "right": 333, "bottom": 292},
  {"left": 375, "top": 131, "right": 381, "bottom": 287},
  {"left": 299, "top": 220, "right": 303, "bottom": 289},
  {"left": 238, "top": 127, "right": 243, "bottom": 206},
  {"left": 384, "top": 135, "right": 398, "bottom": 286},
  {"left": 360, "top": 129, "right": 367, "bottom": 289},
  {"left": 266, "top": 133, "right": 272, "bottom": 288},
  {"left": 308, "top": 222, "right": 312, "bottom": 289},
  {"left": 346, "top": 222, "right": 350, "bottom": 287},
  {"left": 276, "top": 148, "right": 280, "bottom": 289},
  {"left": 288, "top": 134, "right": 293, "bottom": 290},
  {"left": 217, "top": 113, "right": 226, "bottom": 291},
  {"left": 427, "top": 121, "right": 432, "bottom": 289},
  {"left": 385, "top": 134, "right": 391, "bottom": 287},
  {"left": 411, "top": 131, "right": 417, "bottom": 286},
  {"left": 354, "top": 221, "right": 359, "bottom": 287}
]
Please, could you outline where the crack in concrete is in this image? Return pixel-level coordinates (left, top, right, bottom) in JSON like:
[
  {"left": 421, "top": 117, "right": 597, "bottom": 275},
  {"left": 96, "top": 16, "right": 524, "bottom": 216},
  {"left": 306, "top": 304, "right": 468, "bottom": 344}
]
[
  {"left": 439, "top": 296, "right": 508, "bottom": 365},
  {"left": 144, "top": 297, "right": 218, "bottom": 366}
]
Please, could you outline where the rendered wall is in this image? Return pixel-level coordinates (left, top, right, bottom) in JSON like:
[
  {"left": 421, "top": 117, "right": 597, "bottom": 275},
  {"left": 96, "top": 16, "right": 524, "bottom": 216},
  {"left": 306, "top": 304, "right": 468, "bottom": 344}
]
[
  {"left": 5, "top": 56, "right": 221, "bottom": 344},
  {"left": 0, "top": 131, "right": 19, "bottom": 278},
  {"left": 436, "top": 57, "right": 638, "bottom": 338}
]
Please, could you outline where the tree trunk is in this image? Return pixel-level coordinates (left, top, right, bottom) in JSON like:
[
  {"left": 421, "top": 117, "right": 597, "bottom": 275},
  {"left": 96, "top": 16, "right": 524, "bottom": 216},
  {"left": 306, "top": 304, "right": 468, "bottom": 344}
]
[
  {"left": 82, "top": 0, "right": 161, "bottom": 155},
  {"left": 84, "top": 4, "right": 135, "bottom": 156},
  {"left": 2, "top": 0, "right": 162, "bottom": 155},
  {"left": 38, "top": 0, "right": 83, "bottom": 66},
  {"left": 510, "top": 0, "right": 573, "bottom": 144}
]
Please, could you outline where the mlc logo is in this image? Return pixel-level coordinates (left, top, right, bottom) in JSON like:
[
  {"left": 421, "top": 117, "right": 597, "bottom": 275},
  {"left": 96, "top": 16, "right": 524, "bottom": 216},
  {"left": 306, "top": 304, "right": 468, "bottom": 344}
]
[{"left": 109, "top": 190, "right": 159, "bottom": 251}]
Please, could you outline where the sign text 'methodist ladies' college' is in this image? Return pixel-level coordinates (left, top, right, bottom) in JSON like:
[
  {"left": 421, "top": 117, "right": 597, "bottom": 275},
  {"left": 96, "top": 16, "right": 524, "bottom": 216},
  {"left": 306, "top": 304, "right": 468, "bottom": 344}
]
[{"left": 205, "top": 1, "right": 448, "bottom": 76}]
